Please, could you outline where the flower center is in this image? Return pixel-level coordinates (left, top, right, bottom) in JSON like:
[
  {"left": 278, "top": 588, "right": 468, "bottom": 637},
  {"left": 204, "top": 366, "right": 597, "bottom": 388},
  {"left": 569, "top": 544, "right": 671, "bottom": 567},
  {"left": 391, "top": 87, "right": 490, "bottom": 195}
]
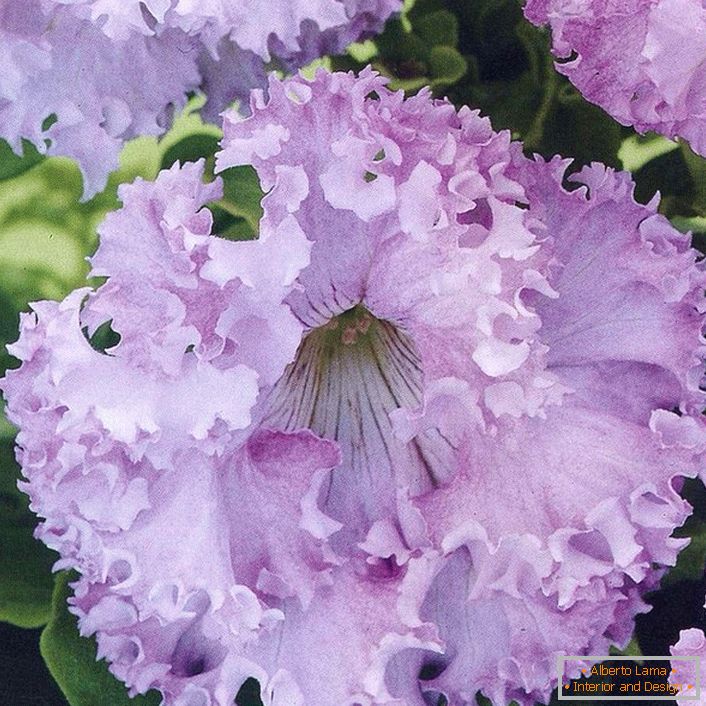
[{"left": 263, "top": 305, "right": 454, "bottom": 547}]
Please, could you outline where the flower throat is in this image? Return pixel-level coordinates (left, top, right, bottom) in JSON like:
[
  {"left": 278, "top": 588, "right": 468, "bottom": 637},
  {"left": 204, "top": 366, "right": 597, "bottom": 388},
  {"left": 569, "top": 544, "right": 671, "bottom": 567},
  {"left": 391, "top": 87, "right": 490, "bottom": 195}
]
[{"left": 263, "top": 305, "right": 454, "bottom": 542}]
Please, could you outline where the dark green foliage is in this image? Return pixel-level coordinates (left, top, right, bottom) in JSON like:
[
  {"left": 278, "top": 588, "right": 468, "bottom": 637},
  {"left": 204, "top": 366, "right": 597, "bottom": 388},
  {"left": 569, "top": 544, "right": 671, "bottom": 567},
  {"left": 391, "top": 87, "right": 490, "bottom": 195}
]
[
  {"left": 235, "top": 678, "right": 264, "bottom": 706},
  {"left": 0, "top": 139, "right": 44, "bottom": 182},
  {"left": 0, "top": 439, "right": 57, "bottom": 628},
  {"left": 214, "top": 165, "right": 265, "bottom": 240},
  {"left": 161, "top": 134, "right": 222, "bottom": 174}
]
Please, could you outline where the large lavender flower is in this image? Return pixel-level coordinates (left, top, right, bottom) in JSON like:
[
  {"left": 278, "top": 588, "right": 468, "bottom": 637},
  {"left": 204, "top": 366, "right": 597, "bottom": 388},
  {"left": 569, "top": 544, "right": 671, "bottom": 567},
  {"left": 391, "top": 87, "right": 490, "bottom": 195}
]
[
  {"left": 524, "top": 0, "right": 706, "bottom": 156},
  {"left": 3, "top": 69, "right": 706, "bottom": 706},
  {"left": 0, "top": 0, "right": 400, "bottom": 197}
]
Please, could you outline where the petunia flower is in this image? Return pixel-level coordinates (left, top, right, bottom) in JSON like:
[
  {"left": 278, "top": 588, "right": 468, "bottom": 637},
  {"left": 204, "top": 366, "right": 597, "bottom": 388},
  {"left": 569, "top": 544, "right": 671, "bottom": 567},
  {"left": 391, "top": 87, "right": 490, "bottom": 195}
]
[
  {"left": 524, "top": 0, "right": 706, "bottom": 157},
  {"left": 3, "top": 69, "right": 706, "bottom": 706},
  {"left": 0, "top": 0, "right": 400, "bottom": 198}
]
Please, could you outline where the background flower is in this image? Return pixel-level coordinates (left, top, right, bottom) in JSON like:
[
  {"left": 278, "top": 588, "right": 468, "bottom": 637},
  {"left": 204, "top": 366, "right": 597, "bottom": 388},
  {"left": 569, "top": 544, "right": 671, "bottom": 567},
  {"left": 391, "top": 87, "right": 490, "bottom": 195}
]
[
  {"left": 0, "top": 0, "right": 401, "bottom": 197},
  {"left": 523, "top": 0, "right": 706, "bottom": 159}
]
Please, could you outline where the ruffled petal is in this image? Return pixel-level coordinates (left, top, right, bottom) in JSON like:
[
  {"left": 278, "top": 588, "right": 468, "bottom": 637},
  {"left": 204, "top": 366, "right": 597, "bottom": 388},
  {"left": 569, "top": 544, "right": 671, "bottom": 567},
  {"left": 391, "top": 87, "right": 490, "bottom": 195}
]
[
  {"left": 223, "top": 71, "right": 568, "bottom": 550},
  {"left": 5, "top": 341, "right": 346, "bottom": 703},
  {"left": 3, "top": 291, "right": 259, "bottom": 477},
  {"left": 244, "top": 563, "right": 440, "bottom": 706},
  {"left": 413, "top": 404, "right": 693, "bottom": 555},
  {"left": 515, "top": 157, "right": 706, "bottom": 420},
  {"left": 396, "top": 542, "right": 652, "bottom": 706},
  {"left": 524, "top": 0, "right": 706, "bottom": 156},
  {"left": 0, "top": 3, "right": 200, "bottom": 197},
  {"left": 84, "top": 160, "right": 309, "bottom": 387}
]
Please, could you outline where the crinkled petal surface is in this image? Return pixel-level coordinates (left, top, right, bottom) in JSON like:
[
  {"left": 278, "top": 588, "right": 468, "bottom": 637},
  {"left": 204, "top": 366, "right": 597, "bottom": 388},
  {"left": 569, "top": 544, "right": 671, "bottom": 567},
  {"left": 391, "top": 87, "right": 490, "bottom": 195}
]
[
  {"left": 524, "top": 0, "right": 706, "bottom": 156},
  {"left": 0, "top": 0, "right": 199, "bottom": 197},
  {"left": 0, "top": 0, "right": 401, "bottom": 196},
  {"left": 3, "top": 70, "right": 706, "bottom": 706}
]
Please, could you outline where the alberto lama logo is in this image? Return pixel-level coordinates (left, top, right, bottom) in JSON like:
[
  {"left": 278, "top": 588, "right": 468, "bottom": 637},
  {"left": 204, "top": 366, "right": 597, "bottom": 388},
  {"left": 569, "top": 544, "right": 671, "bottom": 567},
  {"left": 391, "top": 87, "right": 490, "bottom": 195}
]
[{"left": 558, "top": 655, "right": 701, "bottom": 700}]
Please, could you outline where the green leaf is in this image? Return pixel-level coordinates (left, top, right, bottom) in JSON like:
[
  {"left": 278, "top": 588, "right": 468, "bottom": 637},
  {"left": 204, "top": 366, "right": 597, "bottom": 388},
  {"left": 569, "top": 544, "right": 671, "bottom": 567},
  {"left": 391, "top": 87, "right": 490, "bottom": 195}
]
[
  {"left": 450, "top": 0, "right": 528, "bottom": 79},
  {"left": 459, "top": 73, "right": 539, "bottom": 139},
  {"left": 41, "top": 573, "right": 162, "bottom": 706},
  {"left": 671, "top": 215, "right": 706, "bottom": 234},
  {"left": 0, "top": 437, "right": 57, "bottom": 628},
  {"left": 680, "top": 141, "right": 706, "bottom": 215},
  {"left": 0, "top": 288, "right": 21, "bottom": 377},
  {"left": 85, "top": 320, "right": 121, "bottom": 353},
  {"left": 610, "top": 636, "right": 642, "bottom": 657},
  {"left": 0, "top": 218, "right": 89, "bottom": 303},
  {"left": 0, "top": 138, "right": 44, "bottom": 182},
  {"left": 347, "top": 39, "right": 378, "bottom": 63},
  {"left": 537, "top": 87, "right": 623, "bottom": 168},
  {"left": 662, "top": 522, "right": 706, "bottom": 586},
  {"left": 375, "top": 18, "right": 428, "bottom": 64},
  {"left": 632, "top": 148, "right": 695, "bottom": 216},
  {"left": 663, "top": 478, "right": 706, "bottom": 586},
  {"left": 160, "top": 133, "right": 221, "bottom": 173},
  {"left": 618, "top": 133, "right": 679, "bottom": 173},
  {"left": 0, "top": 409, "right": 15, "bottom": 440},
  {"left": 359, "top": 0, "right": 622, "bottom": 167},
  {"left": 216, "top": 216, "right": 260, "bottom": 242},
  {"left": 415, "top": 10, "right": 459, "bottom": 47},
  {"left": 235, "top": 678, "right": 264, "bottom": 706},
  {"left": 671, "top": 214, "right": 706, "bottom": 253},
  {"left": 212, "top": 165, "right": 264, "bottom": 238},
  {"left": 428, "top": 46, "right": 468, "bottom": 87}
]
